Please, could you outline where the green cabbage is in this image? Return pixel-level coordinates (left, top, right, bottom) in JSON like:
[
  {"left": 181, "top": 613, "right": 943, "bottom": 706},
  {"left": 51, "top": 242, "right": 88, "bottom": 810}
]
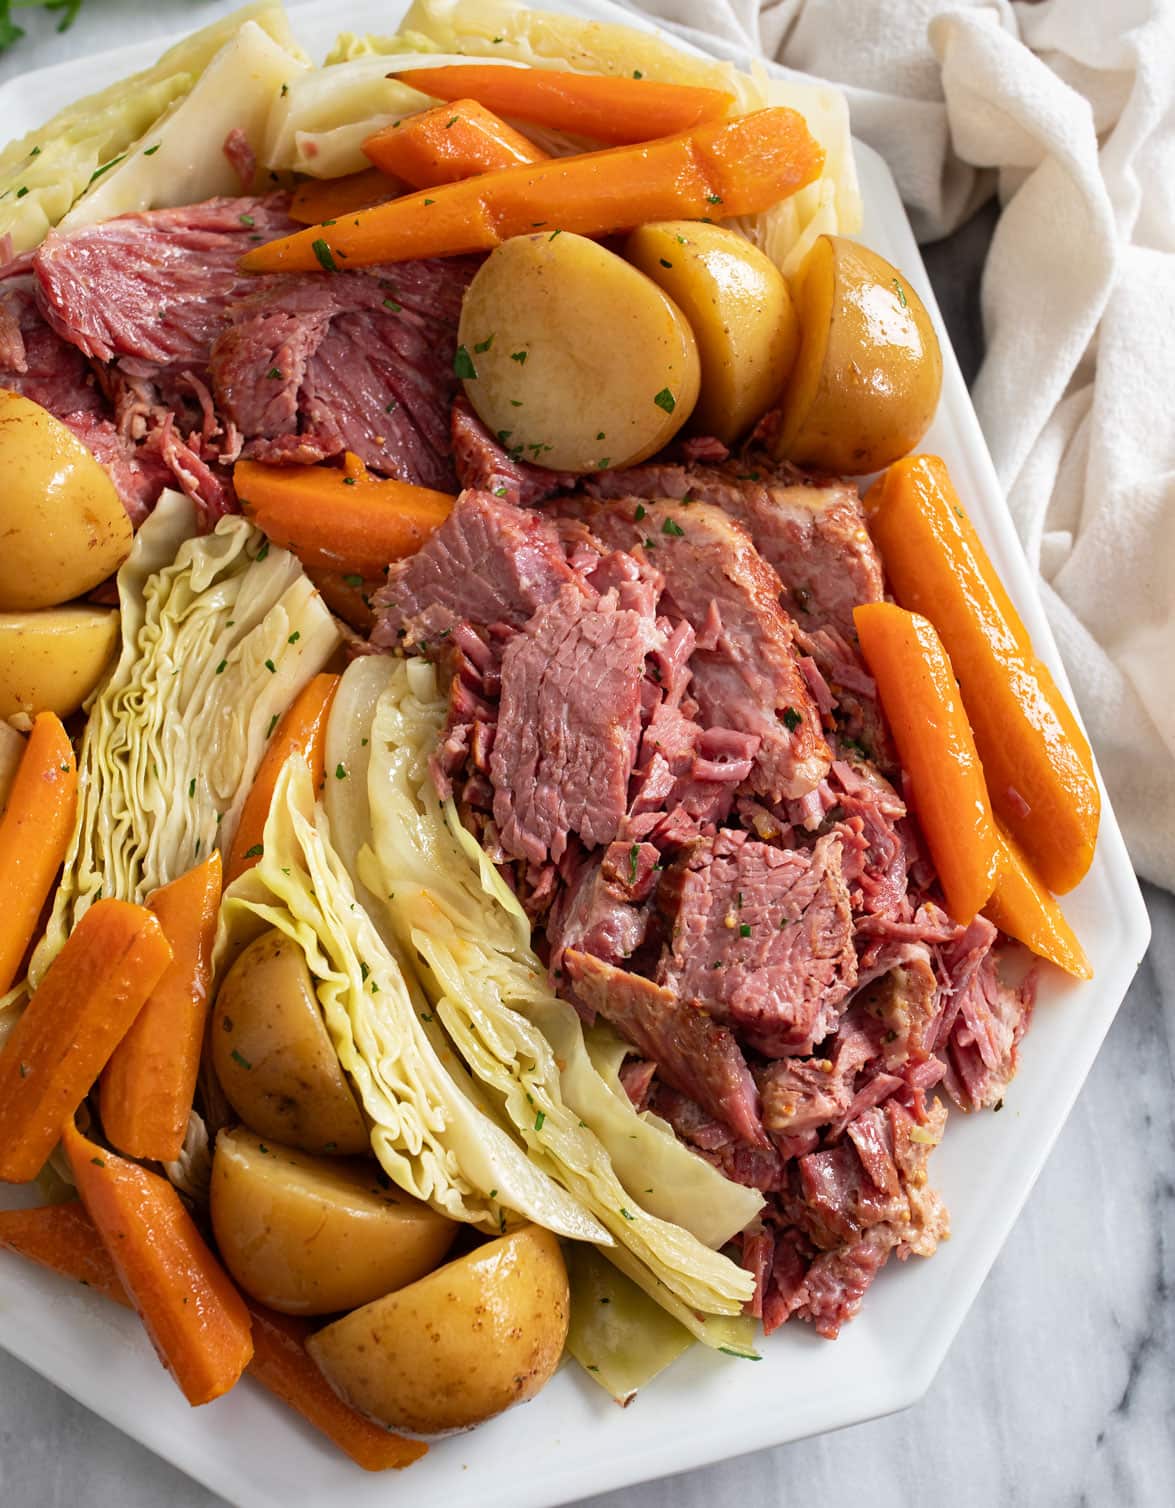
[
  {"left": 0, "top": 2, "right": 302, "bottom": 253},
  {"left": 327, "top": 0, "right": 861, "bottom": 274},
  {"left": 565, "top": 1242, "right": 693, "bottom": 1404},
  {"left": 218, "top": 756, "right": 609, "bottom": 1240},
  {"left": 355, "top": 655, "right": 755, "bottom": 1325},
  {"left": 28, "top": 491, "right": 339, "bottom": 986}
]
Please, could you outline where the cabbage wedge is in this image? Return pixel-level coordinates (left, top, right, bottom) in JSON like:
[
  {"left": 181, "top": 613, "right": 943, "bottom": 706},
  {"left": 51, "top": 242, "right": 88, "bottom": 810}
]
[
  {"left": 0, "top": 2, "right": 301, "bottom": 254},
  {"left": 218, "top": 758, "right": 608, "bottom": 1241},
  {"left": 29, "top": 492, "right": 338, "bottom": 986},
  {"left": 352, "top": 656, "right": 755, "bottom": 1328}
]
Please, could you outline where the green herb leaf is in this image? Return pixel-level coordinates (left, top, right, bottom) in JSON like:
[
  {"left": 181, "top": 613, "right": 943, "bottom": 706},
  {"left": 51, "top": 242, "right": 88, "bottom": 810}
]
[
  {"left": 311, "top": 238, "right": 337, "bottom": 272},
  {"left": 653, "top": 387, "right": 676, "bottom": 413},
  {"left": 453, "top": 345, "right": 478, "bottom": 380},
  {"left": 661, "top": 516, "right": 685, "bottom": 537},
  {"left": 782, "top": 706, "right": 803, "bottom": 733},
  {"left": 231, "top": 1049, "right": 253, "bottom": 1070},
  {"left": 244, "top": 843, "right": 264, "bottom": 859}
]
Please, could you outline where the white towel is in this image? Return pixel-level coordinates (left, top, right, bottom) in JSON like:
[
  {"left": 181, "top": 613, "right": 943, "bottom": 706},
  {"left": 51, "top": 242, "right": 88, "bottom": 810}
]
[{"left": 630, "top": 0, "right": 1175, "bottom": 890}]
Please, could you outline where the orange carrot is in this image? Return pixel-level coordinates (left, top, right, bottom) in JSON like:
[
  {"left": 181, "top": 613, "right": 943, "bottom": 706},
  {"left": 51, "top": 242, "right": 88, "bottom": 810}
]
[
  {"left": 0, "top": 1199, "right": 131, "bottom": 1306},
  {"left": 240, "top": 108, "right": 823, "bottom": 274},
  {"left": 235, "top": 451, "right": 454, "bottom": 576},
  {"left": 99, "top": 854, "right": 223, "bottom": 1163},
  {"left": 225, "top": 672, "right": 340, "bottom": 885},
  {"left": 305, "top": 566, "right": 377, "bottom": 634},
  {"left": 393, "top": 64, "right": 734, "bottom": 145},
  {"left": 864, "top": 455, "right": 1099, "bottom": 894},
  {"left": 290, "top": 166, "right": 400, "bottom": 224},
  {"left": 0, "top": 1203, "right": 425, "bottom": 1469},
  {"left": 0, "top": 711, "right": 77, "bottom": 994},
  {"left": 985, "top": 823, "right": 1092, "bottom": 978},
  {"left": 854, "top": 602, "right": 999, "bottom": 925},
  {"left": 364, "top": 98, "right": 548, "bottom": 187},
  {"left": 0, "top": 900, "right": 172, "bottom": 1184},
  {"left": 247, "top": 1302, "right": 427, "bottom": 1470},
  {"left": 62, "top": 1121, "right": 253, "bottom": 1406}
]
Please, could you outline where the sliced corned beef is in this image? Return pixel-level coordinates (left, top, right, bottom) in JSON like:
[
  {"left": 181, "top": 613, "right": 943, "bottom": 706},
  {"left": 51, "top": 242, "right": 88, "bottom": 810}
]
[
  {"left": 659, "top": 829, "right": 856, "bottom": 1056},
  {"left": 585, "top": 454, "right": 883, "bottom": 643},
  {"left": 33, "top": 194, "right": 297, "bottom": 367},
  {"left": 491, "top": 584, "right": 659, "bottom": 864},
  {"left": 564, "top": 949, "right": 767, "bottom": 1147},
  {"left": 213, "top": 260, "right": 476, "bottom": 488},
  {"left": 758, "top": 1056, "right": 855, "bottom": 1138},
  {"left": 571, "top": 497, "right": 829, "bottom": 800},
  {"left": 943, "top": 953, "right": 1036, "bottom": 1112},
  {"left": 545, "top": 845, "right": 653, "bottom": 974},
  {"left": 451, "top": 394, "right": 576, "bottom": 505},
  {"left": 649, "top": 1083, "right": 791, "bottom": 1191},
  {"left": 789, "top": 1224, "right": 897, "bottom": 1339},
  {"left": 372, "top": 490, "right": 582, "bottom": 651},
  {"left": 850, "top": 946, "right": 939, "bottom": 1071}
]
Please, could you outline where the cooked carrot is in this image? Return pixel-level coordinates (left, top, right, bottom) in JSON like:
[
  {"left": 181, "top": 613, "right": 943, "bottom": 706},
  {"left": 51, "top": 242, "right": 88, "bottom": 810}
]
[
  {"left": 393, "top": 64, "right": 734, "bottom": 145},
  {"left": 854, "top": 602, "right": 999, "bottom": 925},
  {"left": 0, "top": 1202, "right": 425, "bottom": 1469},
  {"left": 247, "top": 1302, "right": 427, "bottom": 1470},
  {"left": 235, "top": 452, "right": 454, "bottom": 576},
  {"left": 225, "top": 673, "right": 340, "bottom": 885},
  {"left": 0, "top": 712, "right": 77, "bottom": 994},
  {"left": 290, "top": 166, "right": 401, "bottom": 224},
  {"left": 0, "top": 900, "right": 172, "bottom": 1184},
  {"left": 62, "top": 1121, "right": 253, "bottom": 1406},
  {"left": 864, "top": 455, "right": 1099, "bottom": 894},
  {"left": 0, "top": 1199, "right": 131, "bottom": 1306},
  {"left": 364, "top": 98, "right": 548, "bottom": 187},
  {"left": 305, "top": 566, "right": 377, "bottom": 634},
  {"left": 99, "top": 854, "right": 223, "bottom": 1163},
  {"left": 985, "top": 822, "right": 1092, "bottom": 978},
  {"left": 240, "top": 108, "right": 823, "bottom": 274}
]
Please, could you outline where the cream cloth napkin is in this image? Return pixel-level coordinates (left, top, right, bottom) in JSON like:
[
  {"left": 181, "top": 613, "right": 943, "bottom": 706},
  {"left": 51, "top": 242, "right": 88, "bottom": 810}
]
[{"left": 629, "top": 0, "right": 1175, "bottom": 890}]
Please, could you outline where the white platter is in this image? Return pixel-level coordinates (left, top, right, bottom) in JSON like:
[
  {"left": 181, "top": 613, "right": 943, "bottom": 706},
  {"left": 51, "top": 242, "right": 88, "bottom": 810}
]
[{"left": 0, "top": 3, "right": 1151, "bottom": 1506}]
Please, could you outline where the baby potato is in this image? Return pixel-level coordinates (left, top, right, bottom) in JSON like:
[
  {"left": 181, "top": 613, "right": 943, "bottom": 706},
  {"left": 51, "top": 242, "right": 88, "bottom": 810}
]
[
  {"left": 772, "top": 235, "right": 943, "bottom": 474},
  {"left": 308, "top": 1225, "right": 569, "bottom": 1435},
  {"left": 0, "top": 390, "right": 132, "bottom": 611},
  {"left": 626, "top": 221, "right": 798, "bottom": 445},
  {"left": 0, "top": 606, "right": 119, "bottom": 721},
  {"left": 210, "top": 1127, "right": 456, "bottom": 1315},
  {"left": 211, "top": 929, "right": 369, "bottom": 1156},
  {"left": 457, "top": 231, "right": 699, "bottom": 473}
]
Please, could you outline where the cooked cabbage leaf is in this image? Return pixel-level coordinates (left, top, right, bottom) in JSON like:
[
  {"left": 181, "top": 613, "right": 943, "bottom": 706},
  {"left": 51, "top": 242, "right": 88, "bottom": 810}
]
[
  {"left": 0, "top": 2, "right": 301, "bottom": 253},
  {"left": 29, "top": 491, "right": 339, "bottom": 986},
  {"left": 327, "top": 0, "right": 861, "bottom": 274},
  {"left": 219, "top": 756, "right": 608, "bottom": 1240},
  {"left": 359, "top": 656, "right": 754, "bottom": 1323},
  {"left": 59, "top": 20, "right": 306, "bottom": 231}
]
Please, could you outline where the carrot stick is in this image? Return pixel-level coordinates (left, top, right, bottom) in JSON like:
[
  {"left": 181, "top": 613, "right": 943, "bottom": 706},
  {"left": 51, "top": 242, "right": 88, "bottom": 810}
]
[
  {"left": 290, "top": 166, "right": 400, "bottom": 224},
  {"left": 99, "top": 854, "right": 223, "bottom": 1163},
  {"left": 247, "top": 1302, "right": 427, "bottom": 1470},
  {"left": 62, "top": 1121, "right": 253, "bottom": 1406},
  {"left": 854, "top": 602, "right": 999, "bottom": 925},
  {"left": 0, "top": 1203, "right": 425, "bottom": 1469},
  {"left": 240, "top": 107, "right": 823, "bottom": 274},
  {"left": 0, "top": 900, "right": 172, "bottom": 1184},
  {"left": 235, "top": 452, "right": 454, "bottom": 576},
  {"left": 985, "top": 823, "right": 1092, "bottom": 978},
  {"left": 0, "top": 1199, "right": 131, "bottom": 1306},
  {"left": 0, "top": 711, "right": 77, "bottom": 994},
  {"left": 225, "top": 672, "right": 340, "bottom": 885},
  {"left": 864, "top": 455, "right": 1099, "bottom": 894},
  {"left": 392, "top": 64, "right": 734, "bottom": 145},
  {"left": 364, "top": 98, "right": 548, "bottom": 187}
]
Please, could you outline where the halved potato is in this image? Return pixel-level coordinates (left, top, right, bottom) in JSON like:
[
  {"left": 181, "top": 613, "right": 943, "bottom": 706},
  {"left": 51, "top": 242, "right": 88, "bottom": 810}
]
[
  {"left": 772, "top": 235, "right": 943, "bottom": 474},
  {"left": 0, "top": 390, "right": 132, "bottom": 611},
  {"left": 626, "top": 221, "right": 798, "bottom": 444},
  {"left": 308, "top": 1225, "right": 569, "bottom": 1435},
  {"left": 211, "top": 929, "right": 369, "bottom": 1156},
  {"left": 0, "top": 606, "right": 119, "bottom": 721},
  {"left": 210, "top": 1127, "right": 456, "bottom": 1315},
  {"left": 457, "top": 231, "right": 699, "bottom": 472}
]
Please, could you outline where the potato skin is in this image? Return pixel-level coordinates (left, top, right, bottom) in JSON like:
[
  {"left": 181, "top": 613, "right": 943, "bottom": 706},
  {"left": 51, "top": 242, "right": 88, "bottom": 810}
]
[
  {"left": 0, "top": 390, "right": 132, "bottom": 611},
  {"left": 625, "top": 221, "right": 798, "bottom": 444},
  {"left": 457, "top": 231, "right": 699, "bottom": 473},
  {"left": 307, "top": 1225, "right": 569, "bottom": 1435},
  {"left": 211, "top": 929, "right": 369, "bottom": 1156},
  {"left": 772, "top": 235, "right": 943, "bottom": 474},
  {"left": 0, "top": 606, "right": 119, "bottom": 721},
  {"left": 210, "top": 1127, "right": 456, "bottom": 1315}
]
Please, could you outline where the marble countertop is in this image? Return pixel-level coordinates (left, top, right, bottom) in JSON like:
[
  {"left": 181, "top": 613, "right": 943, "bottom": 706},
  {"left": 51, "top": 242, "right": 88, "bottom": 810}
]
[{"left": 2, "top": 6, "right": 1173, "bottom": 1507}]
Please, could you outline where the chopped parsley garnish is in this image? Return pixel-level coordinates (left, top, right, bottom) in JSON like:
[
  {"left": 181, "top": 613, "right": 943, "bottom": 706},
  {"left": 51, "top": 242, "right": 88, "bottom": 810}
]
[
  {"left": 264, "top": 658, "right": 276, "bottom": 673},
  {"left": 342, "top": 475, "right": 356, "bottom": 485},
  {"left": 88, "top": 154, "right": 125, "bottom": 186},
  {"left": 633, "top": 69, "right": 643, "bottom": 78},
  {"left": 661, "top": 516, "right": 685, "bottom": 536},
  {"left": 706, "top": 193, "right": 723, "bottom": 205},
  {"left": 239, "top": 213, "right": 255, "bottom": 227},
  {"left": 549, "top": 228, "right": 562, "bottom": 240},
  {"left": 266, "top": 714, "right": 279, "bottom": 738},
  {"left": 659, "top": 257, "right": 672, "bottom": 268},
  {"left": 256, "top": 539, "right": 269, "bottom": 560},
  {"left": 634, "top": 503, "right": 647, "bottom": 521},
  {"left": 423, "top": 198, "right": 435, "bottom": 206},
  {"left": 267, "top": 367, "right": 283, "bottom": 380},
  {"left": 215, "top": 659, "right": 228, "bottom": 675},
  {"left": 446, "top": 116, "right": 458, "bottom": 128},
  {"left": 361, "top": 962, "right": 370, "bottom": 982},
  {"left": 244, "top": 844, "right": 264, "bottom": 859},
  {"left": 288, "top": 630, "right": 300, "bottom": 644},
  {"left": 311, "top": 238, "right": 337, "bottom": 272},
  {"left": 385, "top": 399, "right": 398, "bottom": 413},
  {"left": 653, "top": 387, "right": 676, "bottom": 413},
  {"left": 739, "top": 922, "right": 752, "bottom": 938},
  {"left": 510, "top": 350, "right": 528, "bottom": 365},
  {"left": 892, "top": 278, "right": 908, "bottom": 307},
  {"left": 230, "top": 1049, "right": 253, "bottom": 1070},
  {"left": 474, "top": 334, "right": 495, "bottom": 352},
  {"left": 335, "top": 763, "right": 347, "bottom": 780},
  {"left": 782, "top": 706, "right": 803, "bottom": 733},
  {"left": 143, "top": 144, "right": 161, "bottom": 156},
  {"left": 628, "top": 843, "right": 640, "bottom": 885},
  {"left": 534, "top": 1110, "right": 546, "bottom": 1131},
  {"left": 16, "top": 185, "right": 28, "bottom": 198},
  {"left": 188, "top": 778, "right": 196, "bottom": 798},
  {"left": 453, "top": 344, "right": 478, "bottom": 380},
  {"left": 383, "top": 297, "right": 401, "bottom": 311},
  {"left": 619, "top": 1207, "right": 635, "bottom": 1221}
]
